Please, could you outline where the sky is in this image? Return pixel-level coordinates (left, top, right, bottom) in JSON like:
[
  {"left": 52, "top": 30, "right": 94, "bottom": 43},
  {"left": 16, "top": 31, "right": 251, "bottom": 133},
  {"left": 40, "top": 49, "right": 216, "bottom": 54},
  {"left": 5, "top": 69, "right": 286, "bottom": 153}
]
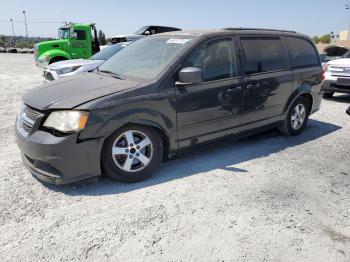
[{"left": 0, "top": 0, "right": 350, "bottom": 38}]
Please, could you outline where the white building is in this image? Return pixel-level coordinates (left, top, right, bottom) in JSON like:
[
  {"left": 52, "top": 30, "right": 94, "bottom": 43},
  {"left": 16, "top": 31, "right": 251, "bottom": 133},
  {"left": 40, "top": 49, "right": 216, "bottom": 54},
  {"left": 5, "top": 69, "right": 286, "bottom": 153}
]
[{"left": 339, "top": 30, "right": 350, "bottom": 40}]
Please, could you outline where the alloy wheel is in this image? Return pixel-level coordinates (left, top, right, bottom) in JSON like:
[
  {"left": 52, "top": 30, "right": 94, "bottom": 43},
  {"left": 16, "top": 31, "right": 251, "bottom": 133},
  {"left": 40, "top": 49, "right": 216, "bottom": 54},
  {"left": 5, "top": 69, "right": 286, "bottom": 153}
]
[
  {"left": 111, "top": 130, "right": 153, "bottom": 172},
  {"left": 290, "top": 104, "right": 306, "bottom": 130}
]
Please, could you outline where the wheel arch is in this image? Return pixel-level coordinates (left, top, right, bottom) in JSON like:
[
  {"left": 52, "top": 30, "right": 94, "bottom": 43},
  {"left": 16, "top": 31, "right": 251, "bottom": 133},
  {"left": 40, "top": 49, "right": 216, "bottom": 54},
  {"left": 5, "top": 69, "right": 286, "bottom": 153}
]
[
  {"left": 128, "top": 120, "right": 171, "bottom": 161},
  {"left": 284, "top": 88, "right": 314, "bottom": 115},
  {"left": 100, "top": 119, "right": 172, "bottom": 162},
  {"left": 40, "top": 49, "right": 71, "bottom": 64}
]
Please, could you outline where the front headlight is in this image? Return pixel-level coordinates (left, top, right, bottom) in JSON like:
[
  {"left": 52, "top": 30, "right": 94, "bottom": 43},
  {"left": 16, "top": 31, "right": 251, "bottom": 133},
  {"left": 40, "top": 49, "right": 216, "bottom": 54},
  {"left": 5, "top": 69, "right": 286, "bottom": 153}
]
[
  {"left": 55, "top": 65, "right": 81, "bottom": 75},
  {"left": 43, "top": 111, "right": 89, "bottom": 133}
]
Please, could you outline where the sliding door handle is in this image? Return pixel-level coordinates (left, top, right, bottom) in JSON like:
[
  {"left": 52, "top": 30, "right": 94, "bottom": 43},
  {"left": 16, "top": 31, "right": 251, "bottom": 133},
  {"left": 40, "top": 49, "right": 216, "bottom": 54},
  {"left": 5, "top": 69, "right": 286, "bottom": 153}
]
[
  {"left": 246, "top": 83, "right": 261, "bottom": 89},
  {"left": 227, "top": 86, "right": 242, "bottom": 93}
]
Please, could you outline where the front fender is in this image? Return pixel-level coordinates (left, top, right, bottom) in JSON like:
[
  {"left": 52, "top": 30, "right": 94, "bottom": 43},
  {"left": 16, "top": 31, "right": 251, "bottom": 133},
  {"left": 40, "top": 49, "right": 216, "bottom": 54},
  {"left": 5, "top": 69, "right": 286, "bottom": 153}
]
[
  {"left": 99, "top": 108, "right": 173, "bottom": 138},
  {"left": 77, "top": 90, "right": 178, "bottom": 156}
]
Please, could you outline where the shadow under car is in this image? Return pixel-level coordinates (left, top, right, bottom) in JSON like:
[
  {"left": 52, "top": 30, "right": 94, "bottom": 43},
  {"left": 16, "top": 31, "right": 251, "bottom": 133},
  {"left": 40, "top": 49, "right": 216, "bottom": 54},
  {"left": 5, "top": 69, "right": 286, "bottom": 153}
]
[{"left": 42, "top": 119, "right": 342, "bottom": 196}]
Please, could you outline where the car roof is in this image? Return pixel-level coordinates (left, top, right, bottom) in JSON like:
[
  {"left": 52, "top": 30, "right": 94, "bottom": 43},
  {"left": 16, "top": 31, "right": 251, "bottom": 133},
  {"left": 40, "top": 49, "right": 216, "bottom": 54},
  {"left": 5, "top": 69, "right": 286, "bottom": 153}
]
[
  {"left": 157, "top": 28, "right": 309, "bottom": 40},
  {"left": 145, "top": 25, "right": 181, "bottom": 30}
]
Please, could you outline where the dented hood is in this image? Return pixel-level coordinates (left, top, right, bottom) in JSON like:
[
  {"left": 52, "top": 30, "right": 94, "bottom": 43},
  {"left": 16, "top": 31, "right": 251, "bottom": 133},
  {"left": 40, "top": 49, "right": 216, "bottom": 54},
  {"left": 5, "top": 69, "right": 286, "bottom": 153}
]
[{"left": 23, "top": 72, "right": 140, "bottom": 110}]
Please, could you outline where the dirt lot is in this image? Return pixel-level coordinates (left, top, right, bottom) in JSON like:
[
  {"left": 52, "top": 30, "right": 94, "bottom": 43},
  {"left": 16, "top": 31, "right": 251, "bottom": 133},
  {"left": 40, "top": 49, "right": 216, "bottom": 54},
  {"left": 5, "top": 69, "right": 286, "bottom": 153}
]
[{"left": 0, "top": 53, "right": 349, "bottom": 261}]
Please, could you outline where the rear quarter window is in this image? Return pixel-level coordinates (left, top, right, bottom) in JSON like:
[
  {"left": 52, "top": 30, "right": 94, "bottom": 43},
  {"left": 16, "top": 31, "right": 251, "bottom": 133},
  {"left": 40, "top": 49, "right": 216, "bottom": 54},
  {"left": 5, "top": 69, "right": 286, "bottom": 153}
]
[{"left": 286, "top": 37, "right": 319, "bottom": 68}]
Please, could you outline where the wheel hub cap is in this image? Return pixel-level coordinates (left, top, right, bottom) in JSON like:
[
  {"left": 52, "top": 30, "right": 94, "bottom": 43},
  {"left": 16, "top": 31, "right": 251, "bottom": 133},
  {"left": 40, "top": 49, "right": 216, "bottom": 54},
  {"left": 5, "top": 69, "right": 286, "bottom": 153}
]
[
  {"left": 111, "top": 130, "right": 153, "bottom": 173},
  {"left": 291, "top": 104, "right": 306, "bottom": 130}
]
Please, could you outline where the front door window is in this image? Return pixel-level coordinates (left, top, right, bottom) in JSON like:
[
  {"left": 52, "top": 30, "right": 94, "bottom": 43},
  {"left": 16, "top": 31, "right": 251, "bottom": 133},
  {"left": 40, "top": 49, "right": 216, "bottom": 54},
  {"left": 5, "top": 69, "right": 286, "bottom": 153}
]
[{"left": 183, "top": 39, "right": 237, "bottom": 82}]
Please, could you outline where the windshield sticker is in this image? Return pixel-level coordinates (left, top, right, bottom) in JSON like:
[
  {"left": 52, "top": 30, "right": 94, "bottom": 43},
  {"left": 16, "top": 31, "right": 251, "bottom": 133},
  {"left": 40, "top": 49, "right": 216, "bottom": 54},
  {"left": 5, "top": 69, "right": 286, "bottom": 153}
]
[{"left": 166, "top": 39, "right": 191, "bottom": 44}]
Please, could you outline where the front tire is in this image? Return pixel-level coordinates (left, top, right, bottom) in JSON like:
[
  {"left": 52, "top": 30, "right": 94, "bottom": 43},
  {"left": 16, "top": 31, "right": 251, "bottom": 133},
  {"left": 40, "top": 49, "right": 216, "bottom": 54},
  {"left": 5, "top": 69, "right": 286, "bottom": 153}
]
[
  {"left": 101, "top": 125, "right": 163, "bottom": 183},
  {"left": 278, "top": 97, "right": 310, "bottom": 136}
]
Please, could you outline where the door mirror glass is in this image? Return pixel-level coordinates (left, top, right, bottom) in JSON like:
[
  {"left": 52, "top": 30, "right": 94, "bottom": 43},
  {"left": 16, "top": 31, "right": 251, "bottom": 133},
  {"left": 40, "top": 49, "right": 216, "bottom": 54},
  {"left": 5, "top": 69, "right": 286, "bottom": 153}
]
[
  {"left": 177, "top": 67, "right": 203, "bottom": 85},
  {"left": 144, "top": 31, "right": 151, "bottom": 36}
]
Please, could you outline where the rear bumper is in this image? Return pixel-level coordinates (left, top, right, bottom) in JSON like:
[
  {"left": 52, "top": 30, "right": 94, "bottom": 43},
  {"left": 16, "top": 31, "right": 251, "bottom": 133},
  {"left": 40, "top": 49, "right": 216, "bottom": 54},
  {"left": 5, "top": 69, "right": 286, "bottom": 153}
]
[
  {"left": 16, "top": 126, "right": 104, "bottom": 185},
  {"left": 311, "top": 90, "right": 322, "bottom": 114},
  {"left": 322, "top": 79, "right": 350, "bottom": 94}
]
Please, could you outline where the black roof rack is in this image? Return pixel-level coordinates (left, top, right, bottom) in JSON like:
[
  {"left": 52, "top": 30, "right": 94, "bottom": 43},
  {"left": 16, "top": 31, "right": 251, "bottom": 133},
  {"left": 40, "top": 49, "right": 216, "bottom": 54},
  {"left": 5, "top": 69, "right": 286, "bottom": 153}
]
[{"left": 223, "top": 28, "right": 297, "bottom": 33}]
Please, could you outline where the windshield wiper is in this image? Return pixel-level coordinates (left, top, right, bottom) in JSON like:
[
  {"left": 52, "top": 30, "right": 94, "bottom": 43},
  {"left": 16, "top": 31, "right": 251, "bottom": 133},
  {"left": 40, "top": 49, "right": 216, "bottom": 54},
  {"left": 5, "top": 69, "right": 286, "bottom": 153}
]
[{"left": 98, "top": 69, "right": 125, "bottom": 80}]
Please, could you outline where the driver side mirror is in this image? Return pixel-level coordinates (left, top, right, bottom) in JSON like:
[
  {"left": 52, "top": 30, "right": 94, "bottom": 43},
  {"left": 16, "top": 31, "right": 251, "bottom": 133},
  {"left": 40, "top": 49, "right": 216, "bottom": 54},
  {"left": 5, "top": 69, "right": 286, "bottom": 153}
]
[
  {"left": 176, "top": 67, "right": 203, "bottom": 87},
  {"left": 144, "top": 31, "right": 151, "bottom": 36}
]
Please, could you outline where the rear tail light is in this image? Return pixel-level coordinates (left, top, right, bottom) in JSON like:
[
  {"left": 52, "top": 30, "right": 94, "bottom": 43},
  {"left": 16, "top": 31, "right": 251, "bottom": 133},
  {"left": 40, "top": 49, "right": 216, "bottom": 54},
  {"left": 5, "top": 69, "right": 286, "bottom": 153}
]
[
  {"left": 322, "top": 68, "right": 325, "bottom": 80},
  {"left": 322, "top": 64, "right": 328, "bottom": 80}
]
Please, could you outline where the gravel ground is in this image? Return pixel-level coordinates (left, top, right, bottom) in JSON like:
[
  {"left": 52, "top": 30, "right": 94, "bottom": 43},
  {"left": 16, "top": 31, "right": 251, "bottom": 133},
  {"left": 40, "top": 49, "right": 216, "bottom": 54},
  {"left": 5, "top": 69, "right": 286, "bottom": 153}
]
[{"left": 0, "top": 53, "right": 349, "bottom": 262}]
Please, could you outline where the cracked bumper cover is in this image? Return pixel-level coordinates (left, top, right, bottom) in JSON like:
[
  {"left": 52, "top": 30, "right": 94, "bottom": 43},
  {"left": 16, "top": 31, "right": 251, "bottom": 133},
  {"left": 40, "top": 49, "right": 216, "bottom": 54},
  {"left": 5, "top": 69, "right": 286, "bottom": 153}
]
[{"left": 16, "top": 127, "right": 104, "bottom": 184}]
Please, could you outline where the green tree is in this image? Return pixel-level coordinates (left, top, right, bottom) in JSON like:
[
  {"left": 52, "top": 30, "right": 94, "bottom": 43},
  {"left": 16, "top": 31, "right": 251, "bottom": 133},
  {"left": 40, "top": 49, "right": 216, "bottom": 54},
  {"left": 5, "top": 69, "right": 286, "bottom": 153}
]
[
  {"left": 312, "top": 36, "right": 320, "bottom": 44},
  {"left": 98, "top": 30, "right": 106, "bottom": 45},
  {"left": 319, "top": 34, "right": 331, "bottom": 44}
]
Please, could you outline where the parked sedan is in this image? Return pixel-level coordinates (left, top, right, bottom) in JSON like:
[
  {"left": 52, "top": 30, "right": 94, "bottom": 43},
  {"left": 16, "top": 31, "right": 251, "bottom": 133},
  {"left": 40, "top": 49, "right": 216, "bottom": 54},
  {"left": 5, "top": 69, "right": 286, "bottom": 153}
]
[{"left": 43, "top": 42, "right": 131, "bottom": 81}]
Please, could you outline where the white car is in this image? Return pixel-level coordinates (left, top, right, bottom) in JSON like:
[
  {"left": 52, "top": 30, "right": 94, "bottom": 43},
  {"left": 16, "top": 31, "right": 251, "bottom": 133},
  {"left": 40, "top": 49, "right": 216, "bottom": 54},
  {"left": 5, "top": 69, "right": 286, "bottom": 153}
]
[
  {"left": 322, "top": 58, "right": 350, "bottom": 98},
  {"left": 43, "top": 42, "right": 131, "bottom": 81}
]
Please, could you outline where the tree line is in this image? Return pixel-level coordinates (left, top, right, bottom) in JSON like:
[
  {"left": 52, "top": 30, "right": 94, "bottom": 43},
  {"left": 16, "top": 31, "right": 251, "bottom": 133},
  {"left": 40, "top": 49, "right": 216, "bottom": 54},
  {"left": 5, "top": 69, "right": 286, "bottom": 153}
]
[{"left": 312, "top": 34, "right": 332, "bottom": 44}]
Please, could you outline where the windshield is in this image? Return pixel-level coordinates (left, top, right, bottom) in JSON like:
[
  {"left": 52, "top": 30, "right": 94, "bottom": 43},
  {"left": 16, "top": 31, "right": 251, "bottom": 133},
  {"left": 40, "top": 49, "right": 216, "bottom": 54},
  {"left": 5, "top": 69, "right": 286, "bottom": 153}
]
[
  {"left": 59, "top": 28, "right": 69, "bottom": 39},
  {"left": 134, "top": 26, "right": 148, "bottom": 35},
  {"left": 99, "top": 36, "right": 194, "bottom": 80},
  {"left": 91, "top": 43, "right": 129, "bottom": 60}
]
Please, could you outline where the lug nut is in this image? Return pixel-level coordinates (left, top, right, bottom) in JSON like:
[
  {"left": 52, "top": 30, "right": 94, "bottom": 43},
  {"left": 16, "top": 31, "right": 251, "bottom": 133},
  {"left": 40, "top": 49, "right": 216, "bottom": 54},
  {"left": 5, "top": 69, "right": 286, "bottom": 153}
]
[
  {"left": 125, "top": 149, "right": 129, "bottom": 153},
  {"left": 136, "top": 153, "right": 140, "bottom": 156},
  {"left": 129, "top": 155, "right": 133, "bottom": 158},
  {"left": 130, "top": 143, "right": 133, "bottom": 147},
  {"left": 136, "top": 146, "right": 140, "bottom": 149}
]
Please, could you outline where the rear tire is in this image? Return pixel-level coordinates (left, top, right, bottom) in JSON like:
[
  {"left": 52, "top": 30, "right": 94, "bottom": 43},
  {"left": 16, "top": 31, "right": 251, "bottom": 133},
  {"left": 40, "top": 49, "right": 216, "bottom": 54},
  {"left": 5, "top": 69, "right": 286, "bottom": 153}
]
[
  {"left": 278, "top": 97, "right": 310, "bottom": 136},
  {"left": 101, "top": 125, "right": 163, "bottom": 183},
  {"left": 323, "top": 92, "right": 334, "bottom": 98}
]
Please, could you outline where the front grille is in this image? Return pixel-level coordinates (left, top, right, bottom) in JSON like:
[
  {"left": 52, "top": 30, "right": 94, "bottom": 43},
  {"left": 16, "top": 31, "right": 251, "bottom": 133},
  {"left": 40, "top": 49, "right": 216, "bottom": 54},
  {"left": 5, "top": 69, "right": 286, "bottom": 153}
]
[
  {"left": 24, "top": 106, "right": 42, "bottom": 122},
  {"left": 43, "top": 71, "right": 54, "bottom": 81},
  {"left": 22, "top": 122, "right": 32, "bottom": 133},
  {"left": 17, "top": 104, "right": 43, "bottom": 136}
]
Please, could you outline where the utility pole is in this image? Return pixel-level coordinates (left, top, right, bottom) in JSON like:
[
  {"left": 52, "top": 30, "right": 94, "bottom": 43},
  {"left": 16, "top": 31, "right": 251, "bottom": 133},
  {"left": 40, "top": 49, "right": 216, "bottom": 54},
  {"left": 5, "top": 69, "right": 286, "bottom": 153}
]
[
  {"left": 22, "top": 10, "right": 29, "bottom": 46},
  {"left": 10, "top": 18, "right": 15, "bottom": 46},
  {"left": 346, "top": 4, "right": 350, "bottom": 40}
]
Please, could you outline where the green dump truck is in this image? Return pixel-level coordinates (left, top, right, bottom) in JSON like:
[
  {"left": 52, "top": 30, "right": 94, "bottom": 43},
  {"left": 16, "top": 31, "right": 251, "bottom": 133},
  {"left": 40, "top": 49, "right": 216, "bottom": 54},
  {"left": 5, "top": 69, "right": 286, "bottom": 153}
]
[{"left": 34, "top": 23, "right": 100, "bottom": 67}]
